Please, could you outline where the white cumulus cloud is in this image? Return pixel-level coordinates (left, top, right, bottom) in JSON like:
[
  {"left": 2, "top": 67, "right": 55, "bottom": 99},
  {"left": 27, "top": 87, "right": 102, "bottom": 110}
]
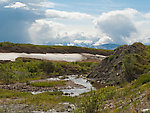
[
  {"left": 0, "top": 0, "right": 8, "bottom": 3},
  {"left": 28, "top": 8, "right": 150, "bottom": 46},
  {"left": 93, "top": 35, "right": 113, "bottom": 46},
  {"left": 94, "top": 8, "right": 150, "bottom": 45},
  {"left": 74, "top": 40, "right": 93, "bottom": 44},
  {"left": 94, "top": 8, "right": 137, "bottom": 45},
  {"left": 28, "top": 19, "right": 99, "bottom": 45},
  {"left": 28, "top": 19, "right": 65, "bottom": 44},
  {"left": 4, "top": 2, "right": 28, "bottom": 9},
  {"left": 45, "top": 9, "right": 95, "bottom": 20},
  {"left": 29, "top": 2, "right": 55, "bottom": 8}
]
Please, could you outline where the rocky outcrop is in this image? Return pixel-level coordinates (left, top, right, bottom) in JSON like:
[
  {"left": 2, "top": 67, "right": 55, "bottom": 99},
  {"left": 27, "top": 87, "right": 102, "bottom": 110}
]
[{"left": 88, "top": 42, "right": 146, "bottom": 85}]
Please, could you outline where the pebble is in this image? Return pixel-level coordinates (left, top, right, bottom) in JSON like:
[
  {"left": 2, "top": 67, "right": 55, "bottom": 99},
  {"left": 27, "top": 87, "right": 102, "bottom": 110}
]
[{"left": 141, "top": 109, "right": 150, "bottom": 112}]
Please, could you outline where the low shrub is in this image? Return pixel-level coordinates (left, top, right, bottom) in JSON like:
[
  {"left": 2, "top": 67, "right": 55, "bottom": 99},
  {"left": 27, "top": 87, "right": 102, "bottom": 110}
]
[
  {"left": 133, "top": 74, "right": 150, "bottom": 87},
  {"left": 109, "top": 55, "right": 114, "bottom": 61}
]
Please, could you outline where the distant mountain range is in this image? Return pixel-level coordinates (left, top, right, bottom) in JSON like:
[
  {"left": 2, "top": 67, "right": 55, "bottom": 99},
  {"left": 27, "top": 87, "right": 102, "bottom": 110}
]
[{"left": 91, "top": 44, "right": 121, "bottom": 50}]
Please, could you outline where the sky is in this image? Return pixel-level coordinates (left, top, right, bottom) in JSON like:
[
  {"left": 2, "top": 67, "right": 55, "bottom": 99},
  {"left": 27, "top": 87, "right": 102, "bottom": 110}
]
[{"left": 0, "top": 0, "right": 150, "bottom": 46}]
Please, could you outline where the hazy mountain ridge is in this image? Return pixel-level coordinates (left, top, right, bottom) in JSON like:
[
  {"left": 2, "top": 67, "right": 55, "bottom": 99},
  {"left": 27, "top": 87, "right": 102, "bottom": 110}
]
[{"left": 49, "top": 42, "right": 120, "bottom": 50}]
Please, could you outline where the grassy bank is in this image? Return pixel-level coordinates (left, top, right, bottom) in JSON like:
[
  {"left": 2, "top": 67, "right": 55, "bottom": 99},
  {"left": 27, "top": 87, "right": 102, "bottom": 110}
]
[
  {"left": 76, "top": 74, "right": 150, "bottom": 113},
  {"left": 0, "top": 89, "right": 75, "bottom": 112},
  {"left": 30, "top": 80, "right": 66, "bottom": 87}
]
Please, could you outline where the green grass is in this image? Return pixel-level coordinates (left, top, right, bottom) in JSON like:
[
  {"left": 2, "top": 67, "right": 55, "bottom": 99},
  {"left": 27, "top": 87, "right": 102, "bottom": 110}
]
[
  {"left": 76, "top": 73, "right": 150, "bottom": 113},
  {"left": 0, "top": 58, "right": 98, "bottom": 84},
  {"left": 133, "top": 74, "right": 150, "bottom": 88},
  {"left": 0, "top": 89, "right": 75, "bottom": 111},
  {"left": 30, "top": 81, "right": 66, "bottom": 87},
  {"left": 0, "top": 89, "right": 31, "bottom": 99},
  {"left": 26, "top": 92, "right": 75, "bottom": 111}
]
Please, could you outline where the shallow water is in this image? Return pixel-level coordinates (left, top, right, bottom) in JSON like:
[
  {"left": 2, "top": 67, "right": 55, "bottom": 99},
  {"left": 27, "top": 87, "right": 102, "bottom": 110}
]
[
  {"left": 61, "top": 75, "right": 95, "bottom": 96},
  {"left": 31, "top": 75, "right": 95, "bottom": 96}
]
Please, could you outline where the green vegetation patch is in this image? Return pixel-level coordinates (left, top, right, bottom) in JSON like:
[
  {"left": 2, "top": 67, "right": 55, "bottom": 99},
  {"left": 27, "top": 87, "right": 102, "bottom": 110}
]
[
  {"left": 121, "top": 43, "right": 150, "bottom": 82},
  {"left": 0, "top": 58, "right": 98, "bottom": 84},
  {"left": 108, "top": 55, "right": 114, "bottom": 61},
  {"left": 76, "top": 73, "right": 150, "bottom": 113},
  {"left": 133, "top": 74, "right": 150, "bottom": 88},
  {"left": 0, "top": 89, "right": 75, "bottom": 111},
  {"left": 0, "top": 89, "right": 31, "bottom": 99},
  {"left": 30, "top": 80, "right": 66, "bottom": 87}
]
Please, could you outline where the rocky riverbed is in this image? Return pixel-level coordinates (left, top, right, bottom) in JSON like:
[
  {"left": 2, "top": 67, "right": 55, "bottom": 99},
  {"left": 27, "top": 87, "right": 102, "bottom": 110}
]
[{"left": 0, "top": 75, "right": 95, "bottom": 96}]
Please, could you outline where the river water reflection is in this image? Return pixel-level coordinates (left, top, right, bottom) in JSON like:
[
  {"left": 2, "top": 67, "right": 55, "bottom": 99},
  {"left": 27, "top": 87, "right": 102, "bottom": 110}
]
[
  {"left": 61, "top": 75, "right": 96, "bottom": 96},
  {"left": 31, "top": 75, "right": 96, "bottom": 96}
]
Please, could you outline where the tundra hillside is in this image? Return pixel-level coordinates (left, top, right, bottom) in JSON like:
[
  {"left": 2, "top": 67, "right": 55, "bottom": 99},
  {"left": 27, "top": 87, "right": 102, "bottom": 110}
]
[{"left": 0, "top": 42, "right": 113, "bottom": 56}]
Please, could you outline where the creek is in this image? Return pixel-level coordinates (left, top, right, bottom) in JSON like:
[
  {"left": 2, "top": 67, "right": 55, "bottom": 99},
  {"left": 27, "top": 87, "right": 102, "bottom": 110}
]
[{"left": 31, "top": 75, "right": 96, "bottom": 96}]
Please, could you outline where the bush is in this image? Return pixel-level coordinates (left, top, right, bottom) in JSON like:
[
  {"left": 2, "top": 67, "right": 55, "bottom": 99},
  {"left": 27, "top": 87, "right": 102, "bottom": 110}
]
[
  {"left": 39, "top": 61, "right": 55, "bottom": 74},
  {"left": 109, "top": 55, "right": 114, "bottom": 61},
  {"left": 76, "top": 87, "right": 118, "bottom": 113},
  {"left": 76, "top": 90, "right": 103, "bottom": 113},
  {"left": 134, "top": 74, "right": 150, "bottom": 87},
  {"left": 123, "top": 54, "right": 145, "bottom": 82}
]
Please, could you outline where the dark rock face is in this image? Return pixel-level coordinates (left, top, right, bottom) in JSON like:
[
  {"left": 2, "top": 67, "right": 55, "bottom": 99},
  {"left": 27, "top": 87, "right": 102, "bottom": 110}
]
[{"left": 88, "top": 42, "right": 146, "bottom": 85}]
